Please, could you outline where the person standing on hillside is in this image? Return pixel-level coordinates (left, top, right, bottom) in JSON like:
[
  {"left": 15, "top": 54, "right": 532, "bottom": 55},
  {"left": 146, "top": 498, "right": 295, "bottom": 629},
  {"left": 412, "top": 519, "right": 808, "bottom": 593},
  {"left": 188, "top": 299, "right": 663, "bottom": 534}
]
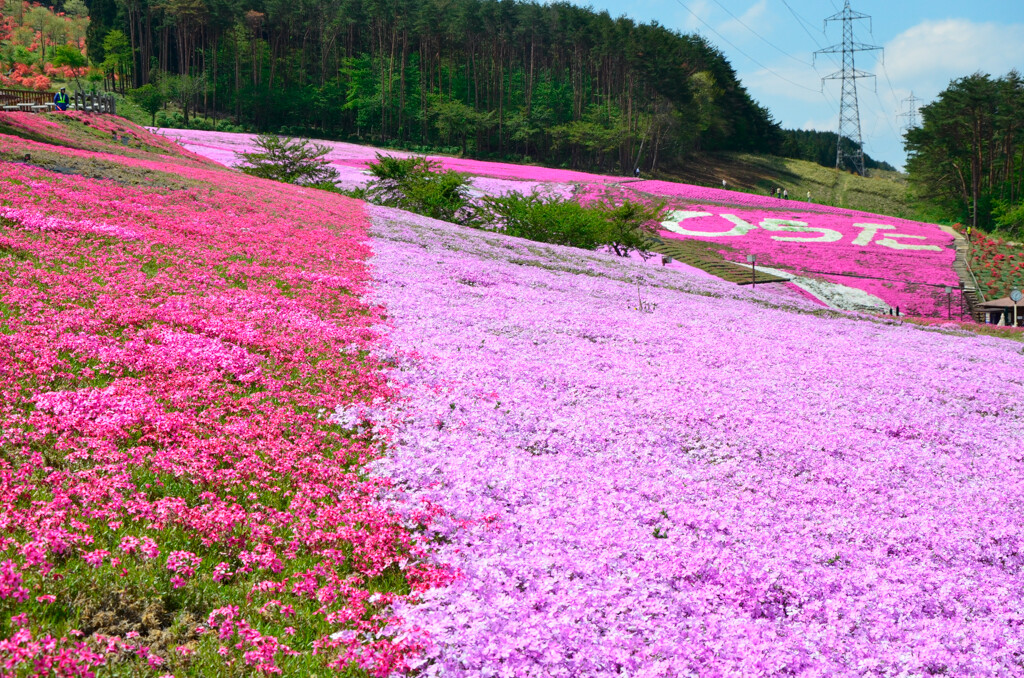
[
  {"left": 783, "top": 189, "right": 789, "bottom": 200},
  {"left": 53, "top": 87, "right": 69, "bottom": 111},
  {"left": 966, "top": 225, "right": 972, "bottom": 242}
]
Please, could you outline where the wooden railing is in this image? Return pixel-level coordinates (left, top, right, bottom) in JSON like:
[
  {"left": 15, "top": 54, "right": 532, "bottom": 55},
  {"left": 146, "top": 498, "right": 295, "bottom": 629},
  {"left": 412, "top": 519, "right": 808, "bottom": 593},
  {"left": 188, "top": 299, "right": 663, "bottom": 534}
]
[
  {"left": 72, "top": 90, "right": 116, "bottom": 114},
  {"left": 0, "top": 88, "right": 116, "bottom": 115},
  {"left": 0, "top": 88, "right": 53, "bottom": 107}
]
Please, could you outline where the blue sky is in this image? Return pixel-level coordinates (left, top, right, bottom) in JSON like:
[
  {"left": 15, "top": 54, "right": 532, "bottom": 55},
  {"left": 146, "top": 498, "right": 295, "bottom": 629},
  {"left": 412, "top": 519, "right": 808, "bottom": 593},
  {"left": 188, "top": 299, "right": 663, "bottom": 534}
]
[{"left": 565, "top": 0, "right": 1024, "bottom": 169}]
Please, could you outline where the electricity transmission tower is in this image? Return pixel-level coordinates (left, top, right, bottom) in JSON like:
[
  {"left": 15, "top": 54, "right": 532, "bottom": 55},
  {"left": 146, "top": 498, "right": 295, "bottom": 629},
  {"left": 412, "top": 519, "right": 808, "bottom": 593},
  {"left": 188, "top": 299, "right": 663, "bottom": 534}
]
[
  {"left": 815, "top": 1, "right": 881, "bottom": 176},
  {"left": 899, "top": 92, "right": 922, "bottom": 133}
]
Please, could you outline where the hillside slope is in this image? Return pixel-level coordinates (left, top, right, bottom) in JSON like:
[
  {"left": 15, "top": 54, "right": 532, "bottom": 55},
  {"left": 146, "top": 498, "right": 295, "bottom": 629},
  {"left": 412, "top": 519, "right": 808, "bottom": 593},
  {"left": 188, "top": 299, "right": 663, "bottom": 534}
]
[
  {"left": 364, "top": 203, "right": 1024, "bottom": 676},
  {"left": 659, "top": 152, "right": 917, "bottom": 219},
  {"left": 161, "top": 129, "right": 959, "bottom": 318},
  {"left": 0, "top": 111, "right": 451, "bottom": 676},
  {"left": 5, "top": 112, "right": 1024, "bottom": 677}
]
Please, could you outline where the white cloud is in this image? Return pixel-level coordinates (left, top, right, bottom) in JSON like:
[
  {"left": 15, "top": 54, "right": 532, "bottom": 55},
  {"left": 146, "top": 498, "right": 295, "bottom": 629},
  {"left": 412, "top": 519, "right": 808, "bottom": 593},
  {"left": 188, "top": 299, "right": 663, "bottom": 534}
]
[
  {"left": 678, "top": 0, "right": 712, "bottom": 33},
  {"left": 799, "top": 117, "right": 836, "bottom": 132},
  {"left": 738, "top": 0, "right": 768, "bottom": 25},
  {"left": 739, "top": 62, "right": 829, "bottom": 104},
  {"left": 719, "top": 0, "right": 771, "bottom": 38},
  {"left": 880, "top": 19, "right": 1024, "bottom": 95}
]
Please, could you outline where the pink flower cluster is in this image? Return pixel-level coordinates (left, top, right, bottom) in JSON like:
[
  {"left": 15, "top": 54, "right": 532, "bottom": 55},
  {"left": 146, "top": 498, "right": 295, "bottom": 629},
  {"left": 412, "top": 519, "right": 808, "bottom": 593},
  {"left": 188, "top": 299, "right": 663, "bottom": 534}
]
[
  {"left": 0, "top": 560, "right": 29, "bottom": 602},
  {"left": 366, "top": 205, "right": 1024, "bottom": 676},
  {"left": 0, "top": 112, "right": 452, "bottom": 675},
  {"left": 207, "top": 605, "right": 298, "bottom": 674},
  {"left": 0, "top": 629, "right": 107, "bottom": 677}
]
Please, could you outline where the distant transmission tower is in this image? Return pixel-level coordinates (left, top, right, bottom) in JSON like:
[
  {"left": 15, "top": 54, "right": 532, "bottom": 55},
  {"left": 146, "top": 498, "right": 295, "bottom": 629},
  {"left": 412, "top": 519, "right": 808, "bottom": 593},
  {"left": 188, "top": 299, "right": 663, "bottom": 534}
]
[
  {"left": 814, "top": 1, "right": 881, "bottom": 176},
  {"left": 899, "top": 92, "right": 922, "bottom": 133}
]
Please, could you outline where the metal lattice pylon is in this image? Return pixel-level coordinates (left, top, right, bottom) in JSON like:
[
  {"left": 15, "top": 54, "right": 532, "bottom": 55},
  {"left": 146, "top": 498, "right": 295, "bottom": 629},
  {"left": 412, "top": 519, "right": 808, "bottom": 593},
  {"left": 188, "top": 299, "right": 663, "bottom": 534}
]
[
  {"left": 815, "top": 1, "right": 881, "bottom": 176},
  {"left": 899, "top": 92, "right": 922, "bottom": 133}
]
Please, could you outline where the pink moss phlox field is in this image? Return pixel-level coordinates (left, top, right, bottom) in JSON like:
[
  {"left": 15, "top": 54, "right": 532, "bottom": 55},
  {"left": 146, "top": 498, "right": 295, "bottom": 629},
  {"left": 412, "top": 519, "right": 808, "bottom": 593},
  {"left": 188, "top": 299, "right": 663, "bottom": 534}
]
[
  {"left": 2, "top": 111, "right": 212, "bottom": 164},
  {"left": 156, "top": 128, "right": 623, "bottom": 187},
  {"left": 0, "top": 114, "right": 452, "bottom": 676},
  {"left": 161, "top": 129, "right": 961, "bottom": 316},
  {"left": 655, "top": 206, "right": 957, "bottom": 315},
  {"left": 365, "top": 205, "right": 1024, "bottom": 677}
]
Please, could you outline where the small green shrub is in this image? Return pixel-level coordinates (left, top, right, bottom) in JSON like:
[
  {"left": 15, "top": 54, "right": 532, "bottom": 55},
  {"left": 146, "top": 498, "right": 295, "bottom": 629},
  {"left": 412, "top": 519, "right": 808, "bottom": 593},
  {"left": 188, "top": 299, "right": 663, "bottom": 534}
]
[
  {"left": 481, "top": 191, "right": 606, "bottom": 249},
  {"left": 215, "top": 119, "right": 243, "bottom": 133},
  {"left": 235, "top": 134, "right": 340, "bottom": 187},
  {"left": 359, "top": 154, "right": 664, "bottom": 254},
  {"left": 481, "top": 192, "right": 664, "bottom": 254},
  {"left": 127, "top": 84, "right": 166, "bottom": 126},
  {"left": 597, "top": 198, "right": 666, "bottom": 256},
  {"left": 185, "top": 117, "right": 215, "bottom": 131},
  {"left": 362, "top": 154, "right": 478, "bottom": 225}
]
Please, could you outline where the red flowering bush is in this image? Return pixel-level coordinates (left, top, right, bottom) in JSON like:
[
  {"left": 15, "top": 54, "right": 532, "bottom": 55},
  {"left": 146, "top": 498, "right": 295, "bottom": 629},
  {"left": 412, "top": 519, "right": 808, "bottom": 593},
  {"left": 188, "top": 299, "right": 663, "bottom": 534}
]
[{"left": 969, "top": 229, "right": 1024, "bottom": 299}]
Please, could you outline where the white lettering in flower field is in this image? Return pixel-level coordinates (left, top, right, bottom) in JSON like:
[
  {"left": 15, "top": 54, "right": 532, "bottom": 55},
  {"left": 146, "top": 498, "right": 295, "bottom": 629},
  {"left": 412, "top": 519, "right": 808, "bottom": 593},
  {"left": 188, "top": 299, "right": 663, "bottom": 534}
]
[
  {"left": 851, "top": 223, "right": 894, "bottom": 246},
  {"left": 662, "top": 211, "right": 943, "bottom": 252},
  {"left": 760, "top": 219, "right": 842, "bottom": 243},
  {"left": 874, "top": 233, "right": 944, "bottom": 251}
]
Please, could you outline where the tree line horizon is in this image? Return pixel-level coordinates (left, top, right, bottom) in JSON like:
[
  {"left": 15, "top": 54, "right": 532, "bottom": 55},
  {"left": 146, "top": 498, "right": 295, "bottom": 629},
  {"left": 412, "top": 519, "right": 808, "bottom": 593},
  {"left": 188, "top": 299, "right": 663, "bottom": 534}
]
[{"left": 75, "top": 0, "right": 897, "bottom": 174}]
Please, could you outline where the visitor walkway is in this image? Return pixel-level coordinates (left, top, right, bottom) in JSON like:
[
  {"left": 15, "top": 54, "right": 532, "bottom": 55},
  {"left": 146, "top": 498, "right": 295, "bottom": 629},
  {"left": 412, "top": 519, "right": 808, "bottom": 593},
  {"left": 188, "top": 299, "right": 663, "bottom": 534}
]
[
  {"left": 647, "top": 236, "right": 789, "bottom": 286},
  {"left": 939, "top": 225, "right": 985, "bottom": 321}
]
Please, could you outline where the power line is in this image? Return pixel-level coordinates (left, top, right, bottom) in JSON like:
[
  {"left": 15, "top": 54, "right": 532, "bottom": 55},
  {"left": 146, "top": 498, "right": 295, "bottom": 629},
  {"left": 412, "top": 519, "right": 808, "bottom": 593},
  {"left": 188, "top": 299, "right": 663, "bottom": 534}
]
[
  {"left": 853, "top": 40, "right": 897, "bottom": 144},
  {"left": 869, "top": 24, "right": 904, "bottom": 109},
  {"left": 816, "top": 73, "right": 841, "bottom": 118},
  {"left": 776, "top": 0, "right": 842, "bottom": 122},
  {"left": 670, "top": 0, "right": 822, "bottom": 93},
  {"left": 877, "top": 56, "right": 902, "bottom": 112},
  {"left": 853, "top": 21, "right": 903, "bottom": 161},
  {"left": 705, "top": 0, "right": 809, "bottom": 67},
  {"left": 779, "top": 0, "right": 826, "bottom": 47},
  {"left": 873, "top": 87, "right": 902, "bottom": 140}
]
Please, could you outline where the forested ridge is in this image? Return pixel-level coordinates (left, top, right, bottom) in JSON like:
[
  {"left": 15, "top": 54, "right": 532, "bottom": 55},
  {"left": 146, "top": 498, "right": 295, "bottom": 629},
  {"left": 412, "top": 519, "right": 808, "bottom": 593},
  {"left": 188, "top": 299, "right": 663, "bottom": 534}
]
[
  {"left": 78, "top": 0, "right": 782, "bottom": 171},
  {"left": 780, "top": 129, "right": 895, "bottom": 173},
  {"left": 906, "top": 71, "right": 1024, "bottom": 235}
]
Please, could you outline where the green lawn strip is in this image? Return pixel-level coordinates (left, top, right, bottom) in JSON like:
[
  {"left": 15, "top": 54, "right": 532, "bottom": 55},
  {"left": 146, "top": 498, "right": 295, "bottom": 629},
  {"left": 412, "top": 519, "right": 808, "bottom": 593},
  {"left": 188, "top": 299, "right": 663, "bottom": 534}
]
[
  {"left": 658, "top": 152, "right": 923, "bottom": 220},
  {"left": 647, "top": 237, "right": 789, "bottom": 285}
]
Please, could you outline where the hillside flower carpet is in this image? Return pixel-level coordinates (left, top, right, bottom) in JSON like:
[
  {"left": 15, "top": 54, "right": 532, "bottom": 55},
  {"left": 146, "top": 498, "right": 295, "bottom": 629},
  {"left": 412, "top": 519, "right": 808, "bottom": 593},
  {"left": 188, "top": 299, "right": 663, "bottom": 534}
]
[
  {"left": 363, "top": 206, "right": 1024, "bottom": 677},
  {"left": 161, "top": 129, "right": 959, "bottom": 318},
  {"left": 2, "top": 115, "right": 1023, "bottom": 676}
]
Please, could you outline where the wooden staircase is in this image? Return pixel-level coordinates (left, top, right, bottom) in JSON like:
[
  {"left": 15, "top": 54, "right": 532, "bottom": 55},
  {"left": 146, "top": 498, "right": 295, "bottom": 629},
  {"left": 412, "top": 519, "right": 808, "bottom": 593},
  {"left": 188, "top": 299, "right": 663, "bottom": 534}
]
[
  {"left": 961, "top": 288, "right": 985, "bottom": 322},
  {"left": 943, "top": 226, "right": 987, "bottom": 322},
  {"left": 646, "top": 236, "right": 789, "bottom": 286}
]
